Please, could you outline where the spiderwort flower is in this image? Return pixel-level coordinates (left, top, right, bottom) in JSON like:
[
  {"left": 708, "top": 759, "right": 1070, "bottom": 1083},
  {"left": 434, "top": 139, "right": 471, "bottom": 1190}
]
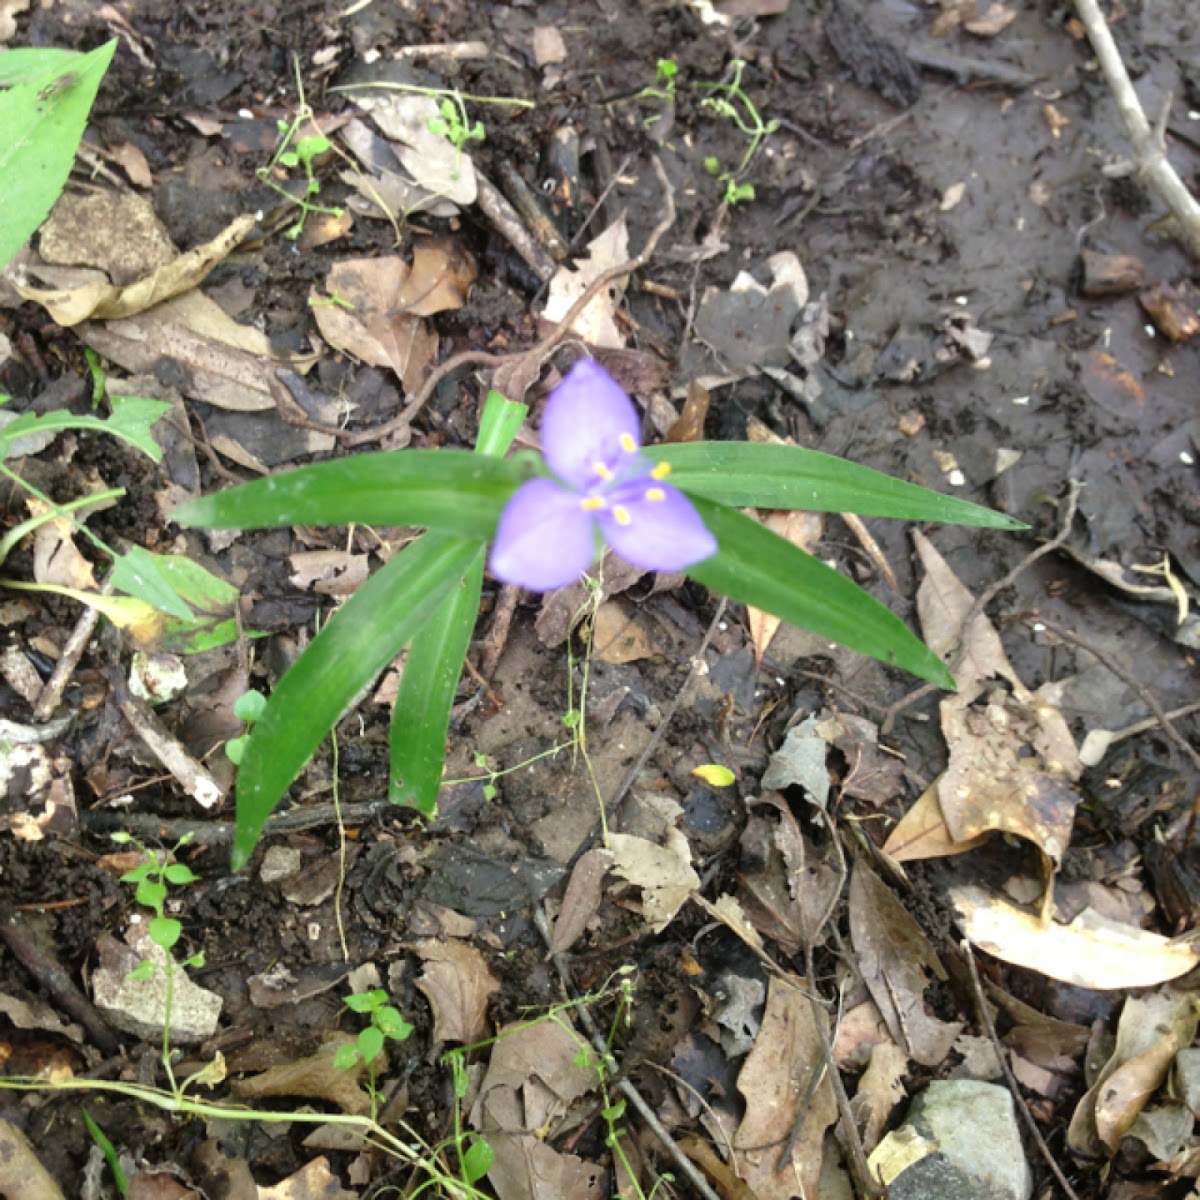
[{"left": 489, "top": 360, "right": 717, "bottom": 591}]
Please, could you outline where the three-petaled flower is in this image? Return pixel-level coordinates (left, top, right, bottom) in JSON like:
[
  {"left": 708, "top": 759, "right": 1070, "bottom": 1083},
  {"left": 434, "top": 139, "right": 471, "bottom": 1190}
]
[{"left": 489, "top": 360, "right": 717, "bottom": 591}]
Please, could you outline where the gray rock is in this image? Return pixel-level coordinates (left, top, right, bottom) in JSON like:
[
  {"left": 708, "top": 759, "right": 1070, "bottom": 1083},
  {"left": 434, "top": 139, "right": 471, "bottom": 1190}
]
[
  {"left": 869, "top": 1080, "right": 1032, "bottom": 1200},
  {"left": 92, "top": 917, "right": 222, "bottom": 1045}
]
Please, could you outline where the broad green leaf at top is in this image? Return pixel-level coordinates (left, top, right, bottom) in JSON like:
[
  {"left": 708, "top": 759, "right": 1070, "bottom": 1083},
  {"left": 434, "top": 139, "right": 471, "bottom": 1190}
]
[
  {"left": 0, "top": 395, "right": 172, "bottom": 462},
  {"left": 657, "top": 441, "right": 1026, "bottom": 529},
  {"left": 0, "top": 39, "right": 117, "bottom": 271}
]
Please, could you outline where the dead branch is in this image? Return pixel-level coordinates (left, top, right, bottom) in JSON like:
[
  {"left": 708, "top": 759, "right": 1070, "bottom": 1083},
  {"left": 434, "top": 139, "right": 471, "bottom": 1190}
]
[{"left": 1073, "top": 0, "right": 1200, "bottom": 259}]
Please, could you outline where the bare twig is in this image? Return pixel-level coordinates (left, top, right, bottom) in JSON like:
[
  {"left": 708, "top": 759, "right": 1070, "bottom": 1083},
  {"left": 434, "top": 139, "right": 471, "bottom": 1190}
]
[
  {"left": 1073, "top": 0, "right": 1200, "bottom": 259},
  {"left": 33, "top": 583, "right": 106, "bottom": 722},
  {"left": 963, "top": 943, "right": 1083, "bottom": 1200}
]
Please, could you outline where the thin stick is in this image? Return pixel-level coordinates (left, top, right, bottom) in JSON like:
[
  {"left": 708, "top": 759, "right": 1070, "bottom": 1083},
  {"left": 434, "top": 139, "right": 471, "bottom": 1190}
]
[
  {"left": 33, "top": 583, "right": 106, "bottom": 722},
  {"left": 963, "top": 943, "right": 1083, "bottom": 1200},
  {"left": 1072, "top": 0, "right": 1200, "bottom": 259}
]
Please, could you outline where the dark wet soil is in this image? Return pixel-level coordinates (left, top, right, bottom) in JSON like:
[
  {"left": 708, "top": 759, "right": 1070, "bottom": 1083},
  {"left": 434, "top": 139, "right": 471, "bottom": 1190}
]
[{"left": 1, "top": 0, "right": 1198, "bottom": 1196}]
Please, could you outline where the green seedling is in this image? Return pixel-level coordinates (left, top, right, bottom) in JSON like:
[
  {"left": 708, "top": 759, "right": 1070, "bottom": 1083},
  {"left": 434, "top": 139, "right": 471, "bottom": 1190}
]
[
  {"left": 695, "top": 58, "right": 778, "bottom": 208},
  {"left": 225, "top": 689, "right": 268, "bottom": 765},
  {"left": 111, "top": 833, "right": 202, "bottom": 1096},
  {"left": 258, "top": 60, "right": 343, "bottom": 240},
  {"left": 82, "top": 1108, "right": 128, "bottom": 1198},
  {"left": 427, "top": 92, "right": 486, "bottom": 156},
  {"left": 442, "top": 1049, "right": 495, "bottom": 1188},
  {"left": 334, "top": 987, "right": 414, "bottom": 1118}
]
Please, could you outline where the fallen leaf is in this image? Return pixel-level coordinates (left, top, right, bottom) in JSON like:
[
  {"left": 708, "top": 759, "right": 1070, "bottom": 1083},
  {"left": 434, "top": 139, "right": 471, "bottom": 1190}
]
[
  {"left": 288, "top": 550, "right": 370, "bottom": 597},
  {"left": 951, "top": 883, "right": 1200, "bottom": 989},
  {"left": 109, "top": 141, "right": 154, "bottom": 188},
  {"left": 256, "top": 1157, "right": 357, "bottom": 1200},
  {"left": 883, "top": 782, "right": 990, "bottom": 863},
  {"left": 608, "top": 829, "right": 699, "bottom": 933},
  {"left": 748, "top": 510, "right": 823, "bottom": 662},
  {"left": 233, "top": 1038, "right": 373, "bottom": 1116},
  {"left": 28, "top": 499, "right": 98, "bottom": 590},
  {"left": 854, "top": 1040, "right": 909, "bottom": 1152},
  {"left": 850, "top": 860, "right": 961, "bottom": 1067},
  {"left": 734, "top": 975, "right": 836, "bottom": 1198},
  {"left": 412, "top": 938, "right": 500, "bottom": 1047},
  {"left": 542, "top": 217, "right": 629, "bottom": 348},
  {"left": 549, "top": 848, "right": 612, "bottom": 954},
  {"left": 1068, "top": 989, "right": 1198, "bottom": 1155},
  {"left": 963, "top": 2, "right": 1018, "bottom": 36},
  {"left": 127, "top": 1173, "right": 200, "bottom": 1200},
  {"left": 591, "top": 598, "right": 655, "bottom": 663},
  {"left": 395, "top": 237, "right": 477, "bottom": 316},
  {"left": 311, "top": 256, "right": 439, "bottom": 393},
  {"left": 665, "top": 379, "right": 710, "bottom": 443}
]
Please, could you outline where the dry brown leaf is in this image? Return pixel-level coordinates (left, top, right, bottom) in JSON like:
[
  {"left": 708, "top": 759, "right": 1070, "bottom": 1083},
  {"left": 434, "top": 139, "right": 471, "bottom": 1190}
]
[
  {"left": 832, "top": 1000, "right": 894, "bottom": 1070},
  {"left": 127, "top": 1174, "right": 200, "bottom": 1200},
  {"left": 964, "top": 2, "right": 1018, "bottom": 35},
  {"left": 411, "top": 938, "right": 500, "bottom": 1047},
  {"left": 692, "top": 892, "right": 767, "bottom": 954},
  {"left": 233, "top": 1038, "right": 372, "bottom": 1116},
  {"left": 542, "top": 217, "right": 629, "bottom": 348},
  {"left": 81, "top": 290, "right": 314, "bottom": 412},
  {"left": 608, "top": 829, "right": 698, "bottom": 933},
  {"left": 12, "top": 214, "right": 255, "bottom": 326},
  {"left": 109, "top": 142, "right": 154, "bottom": 189},
  {"left": 549, "top": 848, "right": 612, "bottom": 954},
  {"left": 38, "top": 190, "right": 175, "bottom": 283},
  {"left": 734, "top": 976, "right": 837, "bottom": 1198},
  {"left": 883, "top": 782, "right": 990, "bottom": 863},
  {"left": 951, "top": 884, "right": 1200, "bottom": 989},
  {"left": 591, "top": 598, "right": 655, "bottom": 664},
  {"left": 665, "top": 379, "right": 711, "bottom": 443},
  {"left": 395, "top": 237, "right": 477, "bottom": 316},
  {"left": 1068, "top": 989, "right": 1198, "bottom": 1156},
  {"left": 288, "top": 550, "right": 370, "bottom": 597},
  {"left": 913, "top": 530, "right": 1021, "bottom": 693},
  {"left": 311, "top": 257, "right": 439, "bottom": 393},
  {"left": 850, "top": 859, "right": 961, "bottom": 1067},
  {"left": 28, "top": 500, "right": 98, "bottom": 591},
  {"left": 854, "top": 1041, "right": 909, "bottom": 1153},
  {"left": 256, "top": 1157, "right": 357, "bottom": 1200},
  {"left": 748, "top": 510, "right": 824, "bottom": 663}
]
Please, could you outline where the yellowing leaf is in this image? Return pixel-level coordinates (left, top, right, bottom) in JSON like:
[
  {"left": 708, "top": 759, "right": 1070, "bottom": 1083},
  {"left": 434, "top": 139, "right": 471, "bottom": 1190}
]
[{"left": 692, "top": 763, "right": 735, "bottom": 787}]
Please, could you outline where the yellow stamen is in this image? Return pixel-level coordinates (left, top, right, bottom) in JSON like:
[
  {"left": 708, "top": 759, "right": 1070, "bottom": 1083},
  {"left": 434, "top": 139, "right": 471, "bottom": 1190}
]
[
  {"left": 581, "top": 497, "right": 605, "bottom": 512},
  {"left": 645, "top": 487, "right": 666, "bottom": 502},
  {"left": 619, "top": 433, "right": 637, "bottom": 454},
  {"left": 612, "top": 505, "right": 632, "bottom": 526},
  {"left": 650, "top": 461, "right": 671, "bottom": 479},
  {"left": 594, "top": 462, "right": 614, "bottom": 481}
]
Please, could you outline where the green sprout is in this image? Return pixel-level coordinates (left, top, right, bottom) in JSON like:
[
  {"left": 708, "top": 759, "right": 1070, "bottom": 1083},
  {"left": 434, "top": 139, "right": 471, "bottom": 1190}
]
[
  {"left": 695, "top": 58, "right": 778, "bottom": 209},
  {"left": 225, "top": 689, "right": 267, "bottom": 765},
  {"left": 333, "top": 987, "right": 414, "bottom": 1118},
  {"left": 111, "top": 833, "right": 203, "bottom": 1096},
  {"left": 257, "top": 60, "right": 343, "bottom": 239},
  {"left": 427, "top": 92, "right": 486, "bottom": 156}
]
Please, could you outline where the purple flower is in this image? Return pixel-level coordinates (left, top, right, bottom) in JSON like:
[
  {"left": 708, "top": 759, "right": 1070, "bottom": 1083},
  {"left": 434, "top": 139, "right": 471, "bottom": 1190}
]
[{"left": 489, "top": 360, "right": 717, "bottom": 591}]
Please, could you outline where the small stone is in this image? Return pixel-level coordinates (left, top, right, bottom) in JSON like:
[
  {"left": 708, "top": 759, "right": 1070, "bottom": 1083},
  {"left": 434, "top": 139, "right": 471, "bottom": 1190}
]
[
  {"left": 92, "top": 917, "right": 222, "bottom": 1045},
  {"left": 260, "top": 845, "right": 303, "bottom": 884},
  {"left": 1079, "top": 250, "right": 1145, "bottom": 297},
  {"left": 1139, "top": 281, "right": 1200, "bottom": 342}
]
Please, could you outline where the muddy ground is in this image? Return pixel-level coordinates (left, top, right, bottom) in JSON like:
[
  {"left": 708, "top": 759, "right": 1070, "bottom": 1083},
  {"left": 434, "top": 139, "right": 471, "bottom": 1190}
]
[{"left": 1, "top": 0, "right": 1198, "bottom": 1197}]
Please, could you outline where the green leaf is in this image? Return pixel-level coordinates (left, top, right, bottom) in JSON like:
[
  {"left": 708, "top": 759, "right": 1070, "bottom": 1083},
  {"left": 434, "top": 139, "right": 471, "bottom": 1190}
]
[
  {"left": 376, "top": 1006, "right": 414, "bottom": 1042},
  {"left": 388, "top": 392, "right": 526, "bottom": 816},
  {"left": 357, "top": 1024, "right": 385, "bottom": 1063},
  {"left": 389, "top": 545, "right": 485, "bottom": 815},
  {"left": 110, "top": 545, "right": 195, "bottom": 620},
  {"left": 119, "top": 863, "right": 152, "bottom": 883},
  {"left": 233, "top": 690, "right": 268, "bottom": 723},
  {"left": 127, "top": 960, "right": 156, "bottom": 982},
  {"left": 657, "top": 442, "right": 1026, "bottom": 529},
  {"left": 0, "top": 395, "right": 172, "bottom": 463},
  {"left": 461, "top": 1136, "right": 494, "bottom": 1184},
  {"left": 172, "top": 450, "right": 528, "bottom": 534},
  {"left": 225, "top": 734, "right": 248, "bottom": 765},
  {"left": 151, "top": 553, "right": 242, "bottom": 655},
  {"left": 332, "top": 1043, "right": 360, "bottom": 1070},
  {"left": 685, "top": 498, "right": 955, "bottom": 689},
  {"left": 0, "top": 49, "right": 82, "bottom": 87},
  {"left": 231, "top": 534, "right": 481, "bottom": 869},
  {"left": 0, "top": 40, "right": 118, "bottom": 271},
  {"left": 148, "top": 915, "right": 181, "bottom": 950},
  {"left": 163, "top": 862, "right": 199, "bottom": 885},
  {"left": 344, "top": 989, "right": 386, "bottom": 1014},
  {"left": 135, "top": 879, "right": 167, "bottom": 911},
  {"left": 82, "top": 1108, "right": 128, "bottom": 1198}
]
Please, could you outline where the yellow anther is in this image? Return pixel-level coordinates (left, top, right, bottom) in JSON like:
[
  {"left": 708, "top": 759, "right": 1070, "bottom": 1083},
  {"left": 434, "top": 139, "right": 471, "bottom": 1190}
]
[
  {"left": 650, "top": 461, "right": 671, "bottom": 479},
  {"left": 619, "top": 433, "right": 637, "bottom": 454},
  {"left": 594, "top": 462, "right": 614, "bottom": 482},
  {"left": 581, "top": 496, "right": 605, "bottom": 512},
  {"left": 645, "top": 487, "right": 666, "bottom": 502},
  {"left": 613, "top": 505, "right": 632, "bottom": 526}
]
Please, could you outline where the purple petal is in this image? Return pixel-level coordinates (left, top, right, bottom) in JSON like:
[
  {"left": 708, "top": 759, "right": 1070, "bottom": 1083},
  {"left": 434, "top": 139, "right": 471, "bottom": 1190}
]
[
  {"left": 597, "top": 481, "right": 717, "bottom": 573},
  {"left": 540, "top": 359, "right": 642, "bottom": 490},
  {"left": 489, "top": 478, "right": 598, "bottom": 591}
]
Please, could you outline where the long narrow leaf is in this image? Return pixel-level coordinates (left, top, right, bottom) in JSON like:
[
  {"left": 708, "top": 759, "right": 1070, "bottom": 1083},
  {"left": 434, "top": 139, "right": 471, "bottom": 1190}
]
[
  {"left": 685, "top": 498, "right": 954, "bottom": 689},
  {"left": 388, "top": 391, "right": 528, "bottom": 815},
  {"left": 0, "top": 40, "right": 117, "bottom": 270},
  {"left": 232, "top": 535, "right": 479, "bottom": 868},
  {"left": 659, "top": 442, "right": 1025, "bottom": 529},
  {"left": 173, "top": 451, "right": 527, "bottom": 535}
]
